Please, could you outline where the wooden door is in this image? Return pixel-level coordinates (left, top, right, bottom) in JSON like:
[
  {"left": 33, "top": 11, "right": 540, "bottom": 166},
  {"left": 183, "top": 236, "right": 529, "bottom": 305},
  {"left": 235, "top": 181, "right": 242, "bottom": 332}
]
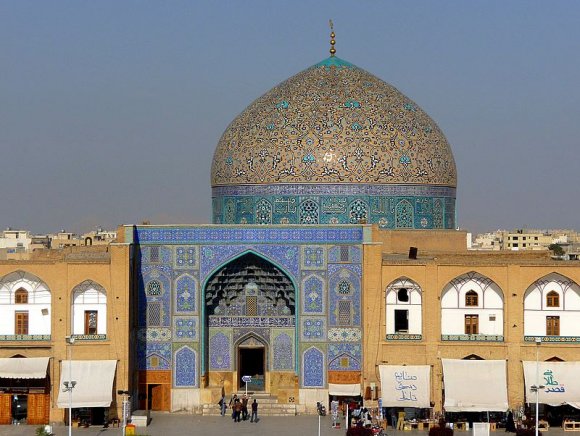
[
  {"left": 150, "top": 385, "right": 163, "bottom": 411},
  {"left": 150, "top": 384, "right": 169, "bottom": 411},
  {"left": 0, "top": 394, "right": 11, "bottom": 424},
  {"left": 27, "top": 394, "right": 49, "bottom": 425}
]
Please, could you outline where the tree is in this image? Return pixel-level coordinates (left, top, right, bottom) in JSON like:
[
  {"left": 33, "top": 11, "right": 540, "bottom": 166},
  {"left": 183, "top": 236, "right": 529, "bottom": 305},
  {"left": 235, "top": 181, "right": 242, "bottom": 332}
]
[{"left": 548, "top": 244, "right": 565, "bottom": 256}]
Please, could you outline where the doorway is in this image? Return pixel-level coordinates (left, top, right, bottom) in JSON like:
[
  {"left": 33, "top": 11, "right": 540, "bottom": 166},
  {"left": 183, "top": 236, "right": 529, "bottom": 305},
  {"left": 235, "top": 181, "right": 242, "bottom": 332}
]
[
  {"left": 147, "top": 384, "right": 169, "bottom": 411},
  {"left": 238, "top": 347, "right": 265, "bottom": 391}
]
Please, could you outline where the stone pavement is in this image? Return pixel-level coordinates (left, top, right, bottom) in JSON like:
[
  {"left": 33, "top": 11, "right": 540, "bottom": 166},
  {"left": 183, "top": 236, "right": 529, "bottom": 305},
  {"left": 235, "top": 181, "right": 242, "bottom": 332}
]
[{"left": 0, "top": 414, "right": 574, "bottom": 436}]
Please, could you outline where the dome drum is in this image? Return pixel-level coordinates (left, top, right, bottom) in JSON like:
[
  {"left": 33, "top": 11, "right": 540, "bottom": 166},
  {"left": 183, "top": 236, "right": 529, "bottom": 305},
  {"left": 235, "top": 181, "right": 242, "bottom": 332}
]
[{"left": 212, "top": 183, "right": 455, "bottom": 228}]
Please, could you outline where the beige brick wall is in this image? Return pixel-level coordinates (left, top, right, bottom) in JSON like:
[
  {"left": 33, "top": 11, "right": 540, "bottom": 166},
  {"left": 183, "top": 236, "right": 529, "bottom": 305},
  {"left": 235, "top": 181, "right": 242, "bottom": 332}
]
[{"left": 363, "top": 231, "right": 580, "bottom": 411}]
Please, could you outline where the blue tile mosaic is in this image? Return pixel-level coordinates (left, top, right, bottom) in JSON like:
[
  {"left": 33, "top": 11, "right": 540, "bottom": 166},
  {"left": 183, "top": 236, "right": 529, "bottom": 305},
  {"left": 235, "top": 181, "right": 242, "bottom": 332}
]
[
  {"left": 174, "top": 246, "right": 199, "bottom": 269},
  {"left": 303, "top": 347, "right": 325, "bottom": 387},
  {"left": 138, "top": 341, "right": 171, "bottom": 370},
  {"left": 174, "top": 346, "right": 197, "bottom": 387},
  {"left": 272, "top": 331, "right": 294, "bottom": 371},
  {"left": 301, "top": 317, "right": 326, "bottom": 341},
  {"left": 135, "top": 226, "right": 364, "bottom": 245},
  {"left": 301, "top": 246, "right": 326, "bottom": 269},
  {"left": 200, "top": 245, "right": 299, "bottom": 283},
  {"left": 209, "top": 331, "right": 231, "bottom": 370},
  {"left": 302, "top": 274, "right": 325, "bottom": 314},
  {"left": 328, "top": 343, "right": 361, "bottom": 371},
  {"left": 173, "top": 316, "right": 197, "bottom": 342},
  {"left": 174, "top": 274, "right": 197, "bottom": 313},
  {"left": 328, "top": 264, "right": 362, "bottom": 326}
]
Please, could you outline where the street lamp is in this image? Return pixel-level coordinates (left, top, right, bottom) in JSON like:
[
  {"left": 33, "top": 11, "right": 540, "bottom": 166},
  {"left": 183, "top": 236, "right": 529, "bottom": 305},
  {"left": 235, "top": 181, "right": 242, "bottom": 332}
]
[
  {"left": 64, "top": 336, "right": 76, "bottom": 436},
  {"left": 531, "top": 337, "right": 544, "bottom": 436},
  {"left": 117, "top": 390, "right": 131, "bottom": 436}
]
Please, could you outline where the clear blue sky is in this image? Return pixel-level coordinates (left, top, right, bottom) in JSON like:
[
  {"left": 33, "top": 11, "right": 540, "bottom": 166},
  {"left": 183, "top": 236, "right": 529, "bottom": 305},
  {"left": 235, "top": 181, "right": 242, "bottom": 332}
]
[{"left": 1, "top": 1, "right": 579, "bottom": 235}]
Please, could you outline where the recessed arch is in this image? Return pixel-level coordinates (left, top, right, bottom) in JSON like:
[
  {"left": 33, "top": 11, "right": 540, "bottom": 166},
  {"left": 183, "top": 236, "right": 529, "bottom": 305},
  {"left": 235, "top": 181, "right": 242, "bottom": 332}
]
[
  {"left": 201, "top": 250, "right": 299, "bottom": 377},
  {"left": 385, "top": 277, "right": 422, "bottom": 335},
  {"left": 523, "top": 273, "right": 580, "bottom": 337},
  {"left": 441, "top": 271, "right": 504, "bottom": 337},
  {"left": 71, "top": 280, "right": 107, "bottom": 336}
]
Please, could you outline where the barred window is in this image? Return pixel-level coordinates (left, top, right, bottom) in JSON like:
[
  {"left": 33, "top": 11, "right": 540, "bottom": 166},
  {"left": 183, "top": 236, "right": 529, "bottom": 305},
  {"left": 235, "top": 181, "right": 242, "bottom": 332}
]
[
  {"left": 150, "top": 246, "right": 159, "bottom": 263},
  {"left": 15, "top": 288, "right": 28, "bottom": 304},
  {"left": 546, "top": 291, "right": 559, "bottom": 308},
  {"left": 147, "top": 302, "right": 162, "bottom": 326},
  {"left": 246, "top": 296, "right": 258, "bottom": 316},
  {"left": 465, "top": 290, "right": 478, "bottom": 307},
  {"left": 338, "top": 300, "right": 352, "bottom": 325},
  {"left": 146, "top": 280, "right": 162, "bottom": 296},
  {"left": 340, "top": 246, "right": 349, "bottom": 262}
]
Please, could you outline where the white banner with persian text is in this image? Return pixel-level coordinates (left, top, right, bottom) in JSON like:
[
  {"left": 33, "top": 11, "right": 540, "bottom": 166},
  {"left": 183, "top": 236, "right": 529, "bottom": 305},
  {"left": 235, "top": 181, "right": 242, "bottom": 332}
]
[
  {"left": 523, "top": 361, "right": 580, "bottom": 409},
  {"left": 379, "top": 365, "right": 431, "bottom": 408}
]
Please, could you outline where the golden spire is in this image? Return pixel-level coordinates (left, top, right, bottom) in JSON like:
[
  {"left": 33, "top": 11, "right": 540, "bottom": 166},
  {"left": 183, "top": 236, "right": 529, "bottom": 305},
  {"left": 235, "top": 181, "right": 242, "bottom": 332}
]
[{"left": 329, "top": 19, "right": 336, "bottom": 57}]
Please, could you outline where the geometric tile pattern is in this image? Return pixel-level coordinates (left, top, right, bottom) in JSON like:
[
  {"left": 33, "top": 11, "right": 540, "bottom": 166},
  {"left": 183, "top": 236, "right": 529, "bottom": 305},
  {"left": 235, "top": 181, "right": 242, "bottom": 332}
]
[
  {"left": 173, "top": 316, "right": 197, "bottom": 342},
  {"left": 301, "top": 317, "right": 326, "bottom": 342},
  {"left": 301, "top": 246, "right": 325, "bottom": 269},
  {"left": 174, "top": 246, "right": 198, "bottom": 269},
  {"left": 328, "top": 328, "right": 362, "bottom": 342}
]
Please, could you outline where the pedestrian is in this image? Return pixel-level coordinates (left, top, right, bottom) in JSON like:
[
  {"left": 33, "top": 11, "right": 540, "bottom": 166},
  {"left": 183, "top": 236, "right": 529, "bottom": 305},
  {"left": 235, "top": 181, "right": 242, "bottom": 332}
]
[
  {"left": 390, "top": 408, "right": 398, "bottom": 430},
  {"left": 218, "top": 395, "right": 226, "bottom": 416},
  {"left": 250, "top": 399, "right": 258, "bottom": 423},
  {"left": 229, "top": 394, "right": 238, "bottom": 419},
  {"left": 506, "top": 411, "right": 516, "bottom": 433},
  {"left": 242, "top": 395, "right": 249, "bottom": 420},
  {"left": 234, "top": 399, "right": 242, "bottom": 422}
]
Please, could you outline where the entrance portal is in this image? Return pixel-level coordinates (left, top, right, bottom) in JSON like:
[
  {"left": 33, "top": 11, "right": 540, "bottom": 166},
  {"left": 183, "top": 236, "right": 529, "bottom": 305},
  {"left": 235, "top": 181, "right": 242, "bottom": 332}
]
[{"left": 238, "top": 347, "right": 265, "bottom": 391}]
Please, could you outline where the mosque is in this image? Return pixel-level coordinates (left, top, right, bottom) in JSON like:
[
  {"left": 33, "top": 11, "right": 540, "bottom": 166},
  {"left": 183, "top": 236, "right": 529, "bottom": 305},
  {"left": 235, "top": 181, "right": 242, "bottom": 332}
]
[{"left": 1, "top": 29, "right": 580, "bottom": 426}]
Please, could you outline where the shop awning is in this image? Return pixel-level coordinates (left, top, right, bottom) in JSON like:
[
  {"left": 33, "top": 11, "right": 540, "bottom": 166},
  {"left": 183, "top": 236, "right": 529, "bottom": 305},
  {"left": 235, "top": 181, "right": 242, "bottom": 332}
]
[
  {"left": 523, "top": 361, "right": 580, "bottom": 409},
  {"left": 57, "top": 360, "right": 117, "bottom": 408},
  {"left": 442, "top": 359, "right": 508, "bottom": 412},
  {"left": 329, "top": 383, "right": 361, "bottom": 396},
  {"left": 0, "top": 357, "right": 49, "bottom": 379},
  {"left": 379, "top": 365, "right": 431, "bottom": 408}
]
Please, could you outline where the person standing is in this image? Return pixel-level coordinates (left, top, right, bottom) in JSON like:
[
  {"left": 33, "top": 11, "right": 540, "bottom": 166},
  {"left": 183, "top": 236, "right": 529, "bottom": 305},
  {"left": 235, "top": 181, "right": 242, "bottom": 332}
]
[
  {"left": 242, "top": 395, "right": 249, "bottom": 421},
  {"left": 234, "top": 399, "right": 242, "bottom": 422},
  {"left": 250, "top": 399, "right": 258, "bottom": 423},
  {"left": 219, "top": 395, "right": 226, "bottom": 416}
]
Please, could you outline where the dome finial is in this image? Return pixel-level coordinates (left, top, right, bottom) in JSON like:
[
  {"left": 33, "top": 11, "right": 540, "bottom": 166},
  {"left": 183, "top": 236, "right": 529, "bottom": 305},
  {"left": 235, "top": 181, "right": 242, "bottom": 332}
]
[{"left": 329, "top": 19, "right": 336, "bottom": 57}]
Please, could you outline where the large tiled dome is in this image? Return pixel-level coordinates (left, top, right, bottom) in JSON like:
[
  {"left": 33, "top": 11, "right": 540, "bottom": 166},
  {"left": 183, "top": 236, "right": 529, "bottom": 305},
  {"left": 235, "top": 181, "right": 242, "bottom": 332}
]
[{"left": 211, "top": 56, "right": 457, "bottom": 228}]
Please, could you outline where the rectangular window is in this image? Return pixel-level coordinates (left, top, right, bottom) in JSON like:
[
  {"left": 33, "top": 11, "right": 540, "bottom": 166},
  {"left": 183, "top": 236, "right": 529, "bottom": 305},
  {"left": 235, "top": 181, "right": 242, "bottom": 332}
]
[
  {"left": 338, "top": 300, "right": 352, "bottom": 325},
  {"left": 546, "top": 316, "right": 560, "bottom": 336},
  {"left": 84, "top": 310, "right": 98, "bottom": 335},
  {"left": 246, "top": 296, "right": 258, "bottom": 316},
  {"left": 465, "top": 314, "right": 479, "bottom": 335},
  {"left": 147, "top": 302, "right": 162, "bottom": 327},
  {"left": 394, "top": 309, "right": 409, "bottom": 333},
  {"left": 15, "top": 311, "right": 29, "bottom": 335},
  {"left": 340, "top": 246, "right": 350, "bottom": 262},
  {"left": 150, "top": 246, "right": 159, "bottom": 263}
]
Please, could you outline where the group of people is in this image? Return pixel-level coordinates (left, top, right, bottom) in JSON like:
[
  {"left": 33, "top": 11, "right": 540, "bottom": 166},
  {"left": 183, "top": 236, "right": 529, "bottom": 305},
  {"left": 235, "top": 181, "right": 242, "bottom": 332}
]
[{"left": 219, "top": 394, "right": 258, "bottom": 423}]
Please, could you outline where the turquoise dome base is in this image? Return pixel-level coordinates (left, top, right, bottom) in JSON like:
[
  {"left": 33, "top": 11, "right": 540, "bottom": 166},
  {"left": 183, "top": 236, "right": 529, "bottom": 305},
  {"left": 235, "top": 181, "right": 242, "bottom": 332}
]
[{"left": 212, "top": 184, "right": 455, "bottom": 229}]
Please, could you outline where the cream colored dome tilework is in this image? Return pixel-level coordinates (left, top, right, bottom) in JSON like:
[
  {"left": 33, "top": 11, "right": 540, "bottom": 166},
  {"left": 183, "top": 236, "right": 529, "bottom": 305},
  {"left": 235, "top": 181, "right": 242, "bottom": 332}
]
[{"left": 212, "top": 57, "right": 456, "bottom": 188}]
